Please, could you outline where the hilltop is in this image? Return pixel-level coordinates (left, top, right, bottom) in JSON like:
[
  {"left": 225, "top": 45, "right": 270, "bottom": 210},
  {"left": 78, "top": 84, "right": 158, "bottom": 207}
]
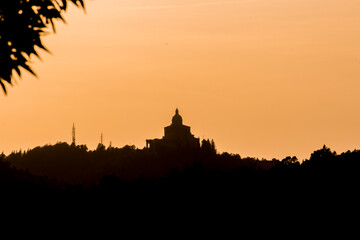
[{"left": 5, "top": 140, "right": 276, "bottom": 186}]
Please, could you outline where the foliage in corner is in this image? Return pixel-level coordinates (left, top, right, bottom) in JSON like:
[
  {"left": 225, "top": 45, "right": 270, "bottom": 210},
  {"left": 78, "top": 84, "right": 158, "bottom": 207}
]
[{"left": 0, "top": 0, "right": 85, "bottom": 93}]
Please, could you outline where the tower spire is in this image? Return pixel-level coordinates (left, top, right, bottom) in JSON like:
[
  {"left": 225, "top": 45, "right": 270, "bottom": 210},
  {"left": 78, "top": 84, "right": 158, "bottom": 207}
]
[{"left": 72, "top": 123, "right": 76, "bottom": 146}]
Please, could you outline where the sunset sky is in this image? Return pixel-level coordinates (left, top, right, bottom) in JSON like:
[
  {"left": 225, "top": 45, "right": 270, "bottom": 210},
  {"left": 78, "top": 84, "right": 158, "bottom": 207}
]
[{"left": 1, "top": 0, "right": 360, "bottom": 160}]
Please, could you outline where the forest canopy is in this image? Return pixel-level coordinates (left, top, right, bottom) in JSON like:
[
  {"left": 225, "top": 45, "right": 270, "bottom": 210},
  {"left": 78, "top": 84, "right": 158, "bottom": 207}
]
[{"left": 0, "top": 0, "right": 85, "bottom": 93}]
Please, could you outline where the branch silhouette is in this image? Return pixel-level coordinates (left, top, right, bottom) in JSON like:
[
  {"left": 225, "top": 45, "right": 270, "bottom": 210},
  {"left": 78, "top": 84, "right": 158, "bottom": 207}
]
[{"left": 0, "top": 0, "right": 85, "bottom": 94}]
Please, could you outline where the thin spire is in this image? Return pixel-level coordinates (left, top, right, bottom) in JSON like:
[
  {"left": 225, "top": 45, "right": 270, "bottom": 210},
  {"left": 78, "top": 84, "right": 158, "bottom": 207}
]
[
  {"left": 72, "top": 123, "right": 76, "bottom": 145},
  {"left": 175, "top": 108, "right": 179, "bottom": 115}
]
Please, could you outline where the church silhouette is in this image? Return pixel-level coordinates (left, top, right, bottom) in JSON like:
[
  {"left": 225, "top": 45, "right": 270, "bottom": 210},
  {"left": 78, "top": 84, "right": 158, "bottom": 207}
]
[{"left": 146, "top": 109, "right": 200, "bottom": 151}]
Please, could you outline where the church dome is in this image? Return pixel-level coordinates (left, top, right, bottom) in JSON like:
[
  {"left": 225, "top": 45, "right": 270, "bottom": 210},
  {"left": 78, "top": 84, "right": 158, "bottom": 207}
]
[{"left": 172, "top": 108, "right": 183, "bottom": 126}]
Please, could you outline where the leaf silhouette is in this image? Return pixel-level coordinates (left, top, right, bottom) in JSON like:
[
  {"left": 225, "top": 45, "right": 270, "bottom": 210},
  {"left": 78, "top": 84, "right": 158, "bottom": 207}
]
[{"left": 0, "top": 0, "right": 85, "bottom": 94}]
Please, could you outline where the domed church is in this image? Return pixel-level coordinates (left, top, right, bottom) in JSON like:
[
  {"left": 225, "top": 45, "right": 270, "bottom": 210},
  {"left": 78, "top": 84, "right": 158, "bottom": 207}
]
[{"left": 146, "top": 109, "right": 200, "bottom": 151}]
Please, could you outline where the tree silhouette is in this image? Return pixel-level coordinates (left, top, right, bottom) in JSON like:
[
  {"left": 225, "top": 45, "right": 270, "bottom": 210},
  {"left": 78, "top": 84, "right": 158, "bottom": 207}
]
[
  {"left": 276, "top": 156, "right": 299, "bottom": 168},
  {"left": 201, "top": 139, "right": 217, "bottom": 154},
  {"left": 0, "top": 0, "right": 85, "bottom": 93},
  {"left": 3, "top": 141, "right": 360, "bottom": 207}
]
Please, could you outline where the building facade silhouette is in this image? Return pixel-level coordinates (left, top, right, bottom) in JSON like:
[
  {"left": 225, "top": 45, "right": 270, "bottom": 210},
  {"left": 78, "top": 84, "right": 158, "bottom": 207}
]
[{"left": 146, "top": 109, "right": 200, "bottom": 151}]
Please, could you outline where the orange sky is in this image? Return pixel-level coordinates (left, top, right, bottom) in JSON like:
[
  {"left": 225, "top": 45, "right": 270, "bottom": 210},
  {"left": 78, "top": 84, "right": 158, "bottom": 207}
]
[{"left": 1, "top": 0, "right": 360, "bottom": 160}]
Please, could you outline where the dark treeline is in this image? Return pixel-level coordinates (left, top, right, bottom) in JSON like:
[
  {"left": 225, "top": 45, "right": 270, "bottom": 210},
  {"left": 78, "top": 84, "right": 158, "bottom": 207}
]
[
  {"left": 5, "top": 140, "right": 274, "bottom": 186},
  {"left": 1, "top": 141, "right": 360, "bottom": 205}
]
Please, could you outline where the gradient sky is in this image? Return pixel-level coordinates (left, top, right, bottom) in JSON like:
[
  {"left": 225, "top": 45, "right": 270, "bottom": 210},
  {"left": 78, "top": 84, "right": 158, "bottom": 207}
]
[{"left": 1, "top": 0, "right": 360, "bottom": 160}]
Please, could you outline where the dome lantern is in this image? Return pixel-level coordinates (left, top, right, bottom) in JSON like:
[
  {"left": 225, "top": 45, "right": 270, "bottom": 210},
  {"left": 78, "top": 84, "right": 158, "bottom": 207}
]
[{"left": 172, "top": 108, "right": 183, "bottom": 126}]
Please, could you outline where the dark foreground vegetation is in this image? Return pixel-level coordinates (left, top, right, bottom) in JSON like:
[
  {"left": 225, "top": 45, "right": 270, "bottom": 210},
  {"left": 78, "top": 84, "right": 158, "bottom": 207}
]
[
  {"left": 0, "top": 0, "right": 85, "bottom": 93},
  {"left": 1, "top": 141, "right": 359, "bottom": 213}
]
